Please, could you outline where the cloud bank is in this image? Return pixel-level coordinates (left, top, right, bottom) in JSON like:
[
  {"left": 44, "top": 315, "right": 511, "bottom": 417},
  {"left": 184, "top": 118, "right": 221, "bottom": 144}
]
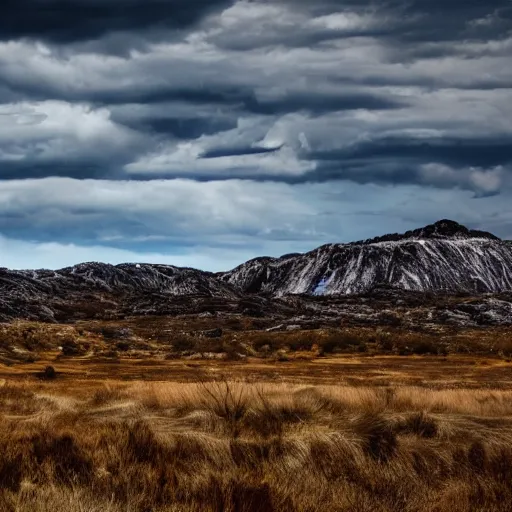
[{"left": 0, "top": 0, "right": 511, "bottom": 268}]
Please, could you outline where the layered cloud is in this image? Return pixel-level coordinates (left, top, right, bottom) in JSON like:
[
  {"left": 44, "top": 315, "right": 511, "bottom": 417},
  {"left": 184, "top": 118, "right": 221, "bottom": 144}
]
[
  {"left": 1, "top": 177, "right": 512, "bottom": 271},
  {"left": 0, "top": 0, "right": 511, "bottom": 267}
]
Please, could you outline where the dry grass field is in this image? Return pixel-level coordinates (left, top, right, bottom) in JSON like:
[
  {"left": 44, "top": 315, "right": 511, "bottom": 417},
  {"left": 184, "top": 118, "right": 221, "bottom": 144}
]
[{"left": 1, "top": 319, "right": 512, "bottom": 511}]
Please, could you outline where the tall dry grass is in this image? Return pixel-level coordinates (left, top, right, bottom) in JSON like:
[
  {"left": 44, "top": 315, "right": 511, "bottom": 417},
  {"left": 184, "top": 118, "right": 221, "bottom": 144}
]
[{"left": 1, "top": 380, "right": 512, "bottom": 511}]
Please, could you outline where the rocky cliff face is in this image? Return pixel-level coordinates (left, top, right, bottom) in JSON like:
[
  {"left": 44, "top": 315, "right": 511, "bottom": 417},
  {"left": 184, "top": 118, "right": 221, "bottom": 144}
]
[{"left": 220, "top": 220, "right": 512, "bottom": 296}]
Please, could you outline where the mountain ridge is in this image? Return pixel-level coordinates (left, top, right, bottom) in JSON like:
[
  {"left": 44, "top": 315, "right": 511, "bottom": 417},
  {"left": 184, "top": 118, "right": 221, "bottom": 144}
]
[
  {"left": 356, "top": 219, "right": 500, "bottom": 245},
  {"left": 222, "top": 220, "right": 502, "bottom": 270},
  {"left": 220, "top": 220, "right": 512, "bottom": 296},
  {"left": 1, "top": 219, "right": 512, "bottom": 322}
]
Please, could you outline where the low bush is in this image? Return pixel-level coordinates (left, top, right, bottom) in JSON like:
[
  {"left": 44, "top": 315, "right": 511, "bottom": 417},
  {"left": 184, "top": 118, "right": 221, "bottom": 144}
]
[
  {"left": 353, "top": 411, "right": 398, "bottom": 461},
  {"left": 319, "top": 331, "right": 363, "bottom": 354},
  {"left": 37, "top": 366, "right": 57, "bottom": 380},
  {"left": 172, "top": 334, "right": 196, "bottom": 352},
  {"left": 397, "top": 412, "right": 438, "bottom": 438}
]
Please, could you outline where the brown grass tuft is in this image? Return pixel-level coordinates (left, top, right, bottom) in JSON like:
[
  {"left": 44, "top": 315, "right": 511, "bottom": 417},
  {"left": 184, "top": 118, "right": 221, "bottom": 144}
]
[{"left": 1, "top": 370, "right": 512, "bottom": 510}]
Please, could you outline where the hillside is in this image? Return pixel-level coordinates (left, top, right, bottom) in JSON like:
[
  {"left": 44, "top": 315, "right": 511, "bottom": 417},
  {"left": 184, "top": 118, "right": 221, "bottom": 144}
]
[
  {"left": 221, "top": 220, "right": 512, "bottom": 296},
  {"left": 1, "top": 220, "right": 512, "bottom": 322}
]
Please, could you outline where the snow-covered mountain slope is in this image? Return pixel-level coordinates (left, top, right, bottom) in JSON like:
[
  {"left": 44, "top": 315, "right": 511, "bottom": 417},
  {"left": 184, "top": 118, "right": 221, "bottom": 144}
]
[{"left": 220, "top": 220, "right": 512, "bottom": 296}]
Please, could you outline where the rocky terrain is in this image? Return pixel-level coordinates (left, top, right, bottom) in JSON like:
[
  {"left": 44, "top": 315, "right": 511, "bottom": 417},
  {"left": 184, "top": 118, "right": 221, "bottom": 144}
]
[
  {"left": 0, "top": 220, "right": 511, "bottom": 326},
  {"left": 221, "top": 220, "right": 512, "bottom": 296},
  {"left": 0, "top": 262, "right": 239, "bottom": 322}
]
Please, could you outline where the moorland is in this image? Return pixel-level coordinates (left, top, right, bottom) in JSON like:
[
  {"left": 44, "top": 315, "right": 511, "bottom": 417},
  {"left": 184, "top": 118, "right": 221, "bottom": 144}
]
[{"left": 1, "top": 313, "right": 512, "bottom": 511}]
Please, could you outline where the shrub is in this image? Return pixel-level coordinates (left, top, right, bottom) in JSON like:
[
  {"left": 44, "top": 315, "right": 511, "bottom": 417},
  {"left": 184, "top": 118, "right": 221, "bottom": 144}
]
[
  {"left": 353, "top": 412, "right": 397, "bottom": 461},
  {"left": 0, "top": 323, "right": 58, "bottom": 351},
  {"left": 224, "top": 318, "right": 244, "bottom": 331},
  {"left": 376, "top": 333, "right": 394, "bottom": 352},
  {"left": 103, "top": 349, "right": 120, "bottom": 359},
  {"left": 172, "top": 334, "right": 196, "bottom": 352},
  {"left": 397, "top": 412, "right": 438, "bottom": 438},
  {"left": 252, "top": 334, "right": 279, "bottom": 352},
  {"left": 224, "top": 342, "right": 245, "bottom": 361},
  {"left": 394, "top": 334, "right": 440, "bottom": 355},
  {"left": 60, "top": 336, "right": 87, "bottom": 356},
  {"left": 379, "top": 311, "right": 403, "bottom": 326},
  {"left": 357, "top": 342, "right": 368, "bottom": 353},
  {"left": 319, "top": 331, "right": 362, "bottom": 354},
  {"left": 116, "top": 341, "right": 131, "bottom": 351},
  {"left": 100, "top": 327, "right": 133, "bottom": 340},
  {"left": 200, "top": 381, "right": 249, "bottom": 438},
  {"left": 285, "top": 332, "right": 318, "bottom": 351},
  {"left": 411, "top": 340, "right": 437, "bottom": 355},
  {"left": 39, "top": 366, "right": 56, "bottom": 380},
  {"left": 274, "top": 350, "right": 289, "bottom": 362},
  {"left": 90, "top": 386, "right": 123, "bottom": 406},
  {"left": 496, "top": 340, "right": 512, "bottom": 358},
  {"left": 468, "top": 440, "right": 488, "bottom": 473}
]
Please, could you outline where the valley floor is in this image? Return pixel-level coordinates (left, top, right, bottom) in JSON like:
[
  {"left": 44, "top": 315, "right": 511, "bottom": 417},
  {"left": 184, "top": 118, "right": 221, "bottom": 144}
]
[
  {"left": 3, "top": 352, "right": 512, "bottom": 389},
  {"left": 2, "top": 319, "right": 512, "bottom": 511},
  {"left": 2, "top": 357, "right": 512, "bottom": 511}
]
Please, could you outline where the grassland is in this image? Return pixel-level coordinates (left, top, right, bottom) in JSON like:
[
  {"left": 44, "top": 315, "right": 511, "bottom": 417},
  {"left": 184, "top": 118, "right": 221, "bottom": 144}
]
[{"left": 1, "top": 318, "right": 512, "bottom": 511}]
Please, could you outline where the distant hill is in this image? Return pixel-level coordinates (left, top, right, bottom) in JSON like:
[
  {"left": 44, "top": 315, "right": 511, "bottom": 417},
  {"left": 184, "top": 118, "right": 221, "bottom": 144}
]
[{"left": 1, "top": 219, "right": 512, "bottom": 321}]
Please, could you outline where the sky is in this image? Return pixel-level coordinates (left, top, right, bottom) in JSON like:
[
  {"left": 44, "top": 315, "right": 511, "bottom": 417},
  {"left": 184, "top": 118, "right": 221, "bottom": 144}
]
[{"left": 0, "top": 0, "right": 511, "bottom": 270}]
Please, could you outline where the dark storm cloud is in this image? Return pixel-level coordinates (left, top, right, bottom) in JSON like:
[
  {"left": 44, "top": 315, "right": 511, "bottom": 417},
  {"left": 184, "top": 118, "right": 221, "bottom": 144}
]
[
  {"left": 107, "top": 103, "right": 240, "bottom": 140},
  {"left": 201, "top": 145, "right": 282, "bottom": 159},
  {"left": 0, "top": 0, "right": 233, "bottom": 43},
  {"left": 0, "top": 75, "right": 407, "bottom": 116},
  {"left": 284, "top": 0, "right": 512, "bottom": 41},
  {"left": 0, "top": 85, "right": 25, "bottom": 104},
  {"left": 388, "top": 0, "right": 512, "bottom": 43},
  {"left": 241, "top": 91, "right": 407, "bottom": 116},
  {"left": 209, "top": 0, "right": 511, "bottom": 54},
  {"left": 303, "top": 161, "right": 505, "bottom": 198},
  {"left": 0, "top": 79, "right": 251, "bottom": 109},
  {"left": 0, "top": 0, "right": 510, "bottom": 194},
  {"left": 91, "top": 87, "right": 250, "bottom": 107},
  {"left": 0, "top": 161, "right": 119, "bottom": 181},
  {"left": 308, "top": 136, "right": 512, "bottom": 173},
  {"left": 133, "top": 117, "right": 238, "bottom": 139},
  {"left": 0, "top": 0, "right": 511, "bottom": 269}
]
